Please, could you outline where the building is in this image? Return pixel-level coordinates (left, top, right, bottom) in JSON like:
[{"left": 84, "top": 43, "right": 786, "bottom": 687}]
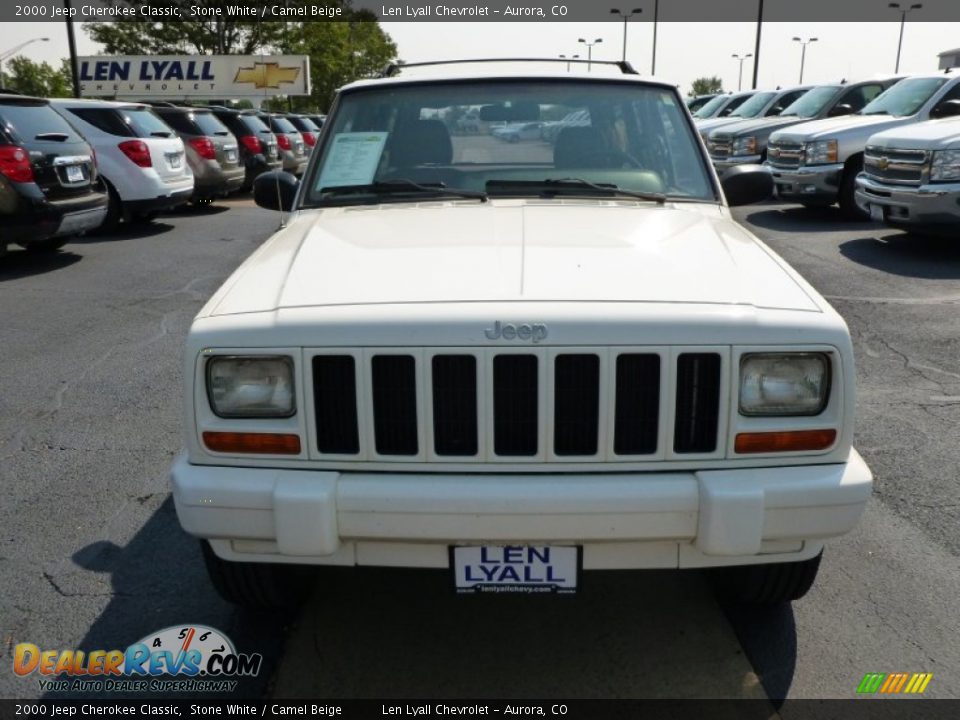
[{"left": 939, "top": 49, "right": 960, "bottom": 70}]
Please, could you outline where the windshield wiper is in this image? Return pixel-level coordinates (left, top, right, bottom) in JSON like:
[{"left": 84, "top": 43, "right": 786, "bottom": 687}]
[
  {"left": 320, "top": 178, "right": 488, "bottom": 202},
  {"left": 487, "top": 178, "right": 666, "bottom": 205}
]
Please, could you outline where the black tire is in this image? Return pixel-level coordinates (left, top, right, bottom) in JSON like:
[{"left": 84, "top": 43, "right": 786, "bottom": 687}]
[
  {"left": 132, "top": 210, "right": 159, "bottom": 223},
  {"left": 839, "top": 156, "right": 867, "bottom": 219},
  {"left": 712, "top": 551, "right": 823, "bottom": 605},
  {"left": 23, "top": 236, "right": 70, "bottom": 254},
  {"left": 200, "top": 540, "right": 314, "bottom": 609},
  {"left": 99, "top": 181, "right": 122, "bottom": 232}
]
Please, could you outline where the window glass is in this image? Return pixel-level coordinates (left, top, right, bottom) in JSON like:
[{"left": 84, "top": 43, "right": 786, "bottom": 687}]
[
  {"left": 0, "top": 103, "right": 81, "bottom": 142},
  {"left": 68, "top": 107, "right": 135, "bottom": 137}
]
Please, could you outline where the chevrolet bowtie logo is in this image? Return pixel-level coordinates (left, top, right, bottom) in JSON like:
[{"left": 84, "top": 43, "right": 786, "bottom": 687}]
[
  {"left": 234, "top": 62, "right": 300, "bottom": 89},
  {"left": 877, "top": 156, "right": 890, "bottom": 170}
]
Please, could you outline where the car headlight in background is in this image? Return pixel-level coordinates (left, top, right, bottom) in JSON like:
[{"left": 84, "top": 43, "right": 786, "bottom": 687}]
[
  {"left": 206, "top": 356, "right": 295, "bottom": 418},
  {"left": 930, "top": 149, "right": 960, "bottom": 182},
  {"left": 804, "top": 139, "right": 838, "bottom": 165},
  {"left": 739, "top": 353, "right": 830, "bottom": 416},
  {"left": 732, "top": 136, "right": 757, "bottom": 156}
]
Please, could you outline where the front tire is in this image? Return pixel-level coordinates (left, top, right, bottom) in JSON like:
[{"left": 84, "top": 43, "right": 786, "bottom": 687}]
[
  {"left": 839, "top": 156, "right": 867, "bottom": 219},
  {"left": 200, "top": 540, "right": 314, "bottom": 609},
  {"left": 712, "top": 551, "right": 823, "bottom": 605},
  {"left": 23, "top": 236, "right": 70, "bottom": 253}
]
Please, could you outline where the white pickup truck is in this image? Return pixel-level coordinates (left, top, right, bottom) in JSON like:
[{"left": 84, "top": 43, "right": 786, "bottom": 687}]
[
  {"left": 170, "top": 61, "right": 872, "bottom": 608},
  {"left": 767, "top": 71, "right": 960, "bottom": 217},
  {"left": 855, "top": 117, "right": 960, "bottom": 234}
]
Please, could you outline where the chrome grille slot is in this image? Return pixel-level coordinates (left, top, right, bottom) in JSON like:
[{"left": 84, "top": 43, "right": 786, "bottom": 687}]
[
  {"left": 313, "top": 355, "right": 360, "bottom": 454},
  {"left": 673, "top": 353, "right": 722, "bottom": 454},
  {"left": 493, "top": 354, "right": 539, "bottom": 456},
  {"left": 768, "top": 141, "right": 804, "bottom": 169},
  {"left": 432, "top": 355, "right": 478, "bottom": 456},
  {"left": 371, "top": 354, "right": 419, "bottom": 455},
  {"left": 613, "top": 353, "right": 661, "bottom": 455}
]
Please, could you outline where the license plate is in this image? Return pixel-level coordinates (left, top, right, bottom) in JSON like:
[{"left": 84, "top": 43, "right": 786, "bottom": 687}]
[
  {"left": 452, "top": 545, "right": 579, "bottom": 595},
  {"left": 870, "top": 204, "right": 885, "bottom": 222},
  {"left": 65, "top": 165, "right": 84, "bottom": 183},
  {"left": 225, "top": 148, "right": 237, "bottom": 163},
  {"left": 296, "top": 142, "right": 304, "bottom": 155},
  {"left": 167, "top": 153, "right": 182, "bottom": 169}
]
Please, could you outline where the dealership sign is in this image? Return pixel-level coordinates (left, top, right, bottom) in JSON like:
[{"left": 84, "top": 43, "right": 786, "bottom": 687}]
[{"left": 77, "top": 55, "right": 311, "bottom": 99}]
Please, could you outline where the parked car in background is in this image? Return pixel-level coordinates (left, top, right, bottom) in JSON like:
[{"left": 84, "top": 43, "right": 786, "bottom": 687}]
[
  {"left": 284, "top": 113, "right": 322, "bottom": 152},
  {"left": 855, "top": 117, "right": 960, "bottom": 234},
  {"left": 767, "top": 71, "right": 960, "bottom": 216},
  {"left": 696, "top": 86, "right": 811, "bottom": 137},
  {"left": 257, "top": 112, "right": 308, "bottom": 176},
  {"left": 150, "top": 104, "right": 244, "bottom": 204},
  {"left": 0, "top": 93, "right": 108, "bottom": 255},
  {"left": 209, "top": 106, "right": 282, "bottom": 191},
  {"left": 692, "top": 90, "right": 757, "bottom": 121},
  {"left": 710, "top": 78, "right": 900, "bottom": 178},
  {"left": 686, "top": 94, "right": 718, "bottom": 113},
  {"left": 492, "top": 121, "right": 544, "bottom": 142},
  {"left": 49, "top": 99, "right": 193, "bottom": 228},
  {"left": 306, "top": 114, "right": 326, "bottom": 130}
]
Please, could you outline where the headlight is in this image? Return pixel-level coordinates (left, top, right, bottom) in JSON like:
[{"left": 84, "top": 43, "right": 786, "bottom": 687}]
[
  {"left": 732, "top": 136, "right": 757, "bottom": 156},
  {"left": 206, "top": 356, "right": 295, "bottom": 418},
  {"left": 930, "top": 149, "right": 960, "bottom": 182},
  {"left": 804, "top": 139, "right": 838, "bottom": 165},
  {"left": 739, "top": 353, "right": 830, "bottom": 416}
]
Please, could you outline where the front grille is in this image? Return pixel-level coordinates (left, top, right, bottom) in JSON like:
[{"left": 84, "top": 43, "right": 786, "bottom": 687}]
[
  {"left": 767, "top": 141, "right": 804, "bottom": 169},
  {"left": 310, "top": 348, "right": 724, "bottom": 462},
  {"left": 708, "top": 136, "right": 732, "bottom": 160},
  {"left": 863, "top": 146, "right": 929, "bottom": 186}
]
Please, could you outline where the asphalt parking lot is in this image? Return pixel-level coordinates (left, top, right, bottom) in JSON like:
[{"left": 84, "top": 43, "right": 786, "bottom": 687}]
[{"left": 1, "top": 196, "right": 958, "bottom": 703}]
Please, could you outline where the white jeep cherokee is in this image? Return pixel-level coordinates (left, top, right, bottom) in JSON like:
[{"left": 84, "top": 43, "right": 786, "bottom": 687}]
[{"left": 171, "top": 61, "right": 872, "bottom": 607}]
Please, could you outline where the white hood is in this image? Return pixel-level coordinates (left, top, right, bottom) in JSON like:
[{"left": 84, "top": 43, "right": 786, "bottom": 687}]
[
  {"left": 203, "top": 200, "right": 820, "bottom": 318},
  {"left": 867, "top": 117, "right": 960, "bottom": 150}
]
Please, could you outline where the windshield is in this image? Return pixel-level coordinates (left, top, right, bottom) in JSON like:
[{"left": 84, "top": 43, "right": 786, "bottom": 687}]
[
  {"left": 779, "top": 86, "right": 839, "bottom": 118},
  {"left": 693, "top": 94, "right": 730, "bottom": 118},
  {"left": 305, "top": 80, "right": 714, "bottom": 207},
  {"left": 729, "top": 92, "right": 776, "bottom": 118},
  {"left": 860, "top": 77, "right": 949, "bottom": 117}
]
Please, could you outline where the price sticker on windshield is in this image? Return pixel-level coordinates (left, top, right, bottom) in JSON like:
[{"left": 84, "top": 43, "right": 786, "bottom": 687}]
[{"left": 316, "top": 132, "right": 388, "bottom": 190}]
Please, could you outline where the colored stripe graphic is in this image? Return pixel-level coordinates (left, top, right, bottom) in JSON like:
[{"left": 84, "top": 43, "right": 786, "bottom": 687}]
[{"left": 857, "top": 672, "right": 932, "bottom": 695}]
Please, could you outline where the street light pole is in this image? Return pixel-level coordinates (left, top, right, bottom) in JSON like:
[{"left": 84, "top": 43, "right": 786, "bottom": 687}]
[
  {"left": 731, "top": 53, "right": 752, "bottom": 92},
  {"left": 651, "top": 0, "right": 659, "bottom": 75},
  {"left": 578, "top": 37, "right": 603, "bottom": 72},
  {"left": 0, "top": 37, "right": 50, "bottom": 89},
  {"left": 609, "top": 8, "right": 642, "bottom": 64},
  {"left": 791, "top": 36, "right": 818, "bottom": 83},
  {"left": 559, "top": 54, "right": 580, "bottom": 72},
  {"left": 888, "top": 2, "right": 922, "bottom": 73}
]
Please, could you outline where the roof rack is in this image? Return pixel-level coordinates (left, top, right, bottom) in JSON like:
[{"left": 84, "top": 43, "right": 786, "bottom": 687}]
[{"left": 378, "top": 57, "right": 640, "bottom": 78}]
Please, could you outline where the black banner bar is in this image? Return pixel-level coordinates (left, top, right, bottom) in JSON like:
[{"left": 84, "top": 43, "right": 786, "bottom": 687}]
[{"left": 3, "top": 0, "right": 960, "bottom": 23}]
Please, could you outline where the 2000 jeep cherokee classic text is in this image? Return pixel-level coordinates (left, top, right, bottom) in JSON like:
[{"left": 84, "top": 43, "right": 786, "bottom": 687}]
[{"left": 170, "top": 61, "right": 873, "bottom": 608}]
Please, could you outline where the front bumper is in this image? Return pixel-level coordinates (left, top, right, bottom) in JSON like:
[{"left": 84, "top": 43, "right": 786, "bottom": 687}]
[
  {"left": 172, "top": 450, "right": 872, "bottom": 570},
  {"left": 711, "top": 154, "right": 763, "bottom": 177},
  {"left": 768, "top": 163, "right": 843, "bottom": 203},
  {"left": 855, "top": 174, "right": 960, "bottom": 231}
]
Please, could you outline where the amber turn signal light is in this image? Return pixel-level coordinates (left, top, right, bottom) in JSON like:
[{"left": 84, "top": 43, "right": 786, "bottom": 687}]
[
  {"left": 735, "top": 429, "right": 836, "bottom": 454},
  {"left": 203, "top": 431, "right": 302, "bottom": 455}
]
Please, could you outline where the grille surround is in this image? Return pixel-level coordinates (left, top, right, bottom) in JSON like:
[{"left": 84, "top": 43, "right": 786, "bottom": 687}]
[
  {"left": 863, "top": 145, "right": 930, "bottom": 187},
  {"left": 767, "top": 141, "right": 805, "bottom": 169},
  {"left": 305, "top": 346, "right": 729, "bottom": 466}
]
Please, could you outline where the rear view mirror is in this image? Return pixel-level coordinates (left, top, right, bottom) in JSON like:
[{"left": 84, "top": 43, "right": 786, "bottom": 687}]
[
  {"left": 721, "top": 164, "right": 773, "bottom": 206},
  {"left": 253, "top": 170, "right": 299, "bottom": 212},
  {"left": 479, "top": 102, "right": 540, "bottom": 122},
  {"left": 930, "top": 99, "right": 960, "bottom": 119},
  {"left": 828, "top": 103, "right": 854, "bottom": 117}
]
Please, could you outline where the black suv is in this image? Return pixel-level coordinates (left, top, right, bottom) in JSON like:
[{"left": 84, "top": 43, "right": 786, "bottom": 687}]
[
  {"left": 0, "top": 94, "right": 108, "bottom": 256},
  {"left": 208, "top": 107, "right": 281, "bottom": 190}
]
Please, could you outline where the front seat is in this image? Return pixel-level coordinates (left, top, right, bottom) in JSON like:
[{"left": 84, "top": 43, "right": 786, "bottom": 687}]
[{"left": 388, "top": 119, "right": 453, "bottom": 167}]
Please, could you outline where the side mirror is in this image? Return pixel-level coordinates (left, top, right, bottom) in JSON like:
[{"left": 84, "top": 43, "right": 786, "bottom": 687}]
[
  {"left": 253, "top": 170, "right": 299, "bottom": 212},
  {"left": 828, "top": 103, "right": 854, "bottom": 117},
  {"left": 721, "top": 164, "right": 773, "bottom": 206},
  {"left": 930, "top": 99, "right": 960, "bottom": 119}
]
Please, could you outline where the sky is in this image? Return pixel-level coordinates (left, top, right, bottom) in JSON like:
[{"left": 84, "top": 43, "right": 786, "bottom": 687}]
[{"left": 6, "top": 20, "right": 959, "bottom": 96}]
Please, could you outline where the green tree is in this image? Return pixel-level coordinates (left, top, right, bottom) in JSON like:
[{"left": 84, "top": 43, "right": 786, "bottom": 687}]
[
  {"left": 1, "top": 56, "right": 73, "bottom": 97},
  {"left": 690, "top": 76, "right": 723, "bottom": 96}
]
